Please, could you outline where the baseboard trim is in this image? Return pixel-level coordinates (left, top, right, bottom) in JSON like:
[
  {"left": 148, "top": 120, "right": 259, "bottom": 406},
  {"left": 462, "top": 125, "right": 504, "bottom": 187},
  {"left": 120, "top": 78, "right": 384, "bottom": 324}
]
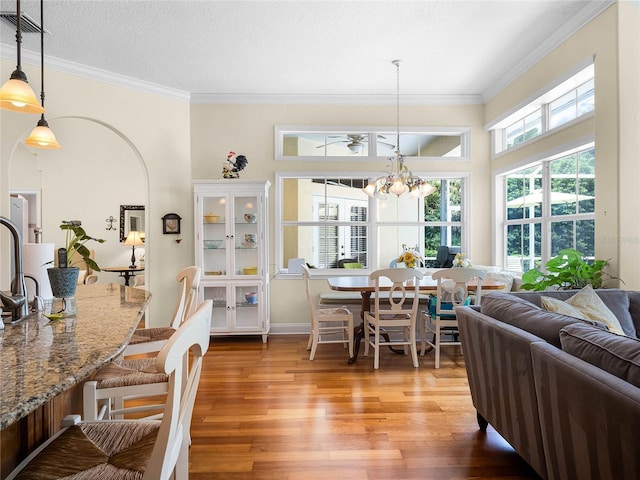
[{"left": 269, "top": 323, "right": 311, "bottom": 335}]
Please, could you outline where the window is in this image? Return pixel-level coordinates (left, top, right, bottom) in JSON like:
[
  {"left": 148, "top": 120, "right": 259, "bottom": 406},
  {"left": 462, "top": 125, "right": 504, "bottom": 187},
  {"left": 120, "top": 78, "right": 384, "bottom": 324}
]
[
  {"left": 491, "top": 64, "right": 594, "bottom": 154},
  {"left": 549, "top": 78, "right": 594, "bottom": 129},
  {"left": 276, "top": 174, "right": 468, "bottom": 273},
  {"left": 503, "top": 145, "right": 595, "bottom": 272},
  {"left": 276, "top": 127, "right": 469, "bottom": 160}
]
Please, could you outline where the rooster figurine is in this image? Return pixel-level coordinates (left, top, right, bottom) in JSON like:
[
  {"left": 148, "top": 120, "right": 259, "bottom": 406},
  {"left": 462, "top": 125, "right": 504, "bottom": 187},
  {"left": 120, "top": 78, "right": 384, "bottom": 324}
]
[{"left": 222, "top": 151, "right": 248, "bottom": 179}]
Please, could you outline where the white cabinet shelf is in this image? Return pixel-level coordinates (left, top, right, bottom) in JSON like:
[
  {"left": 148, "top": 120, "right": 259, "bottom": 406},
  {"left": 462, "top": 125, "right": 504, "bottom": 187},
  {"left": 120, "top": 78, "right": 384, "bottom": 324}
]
[{"left": 193, "top": 180, "right": 270, "bottom": 342}]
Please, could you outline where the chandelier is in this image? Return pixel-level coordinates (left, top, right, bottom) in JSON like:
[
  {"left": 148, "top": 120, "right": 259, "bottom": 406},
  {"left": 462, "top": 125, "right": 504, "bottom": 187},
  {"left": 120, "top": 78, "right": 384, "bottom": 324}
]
[{"left": 363, "top": 60, "right": 435, "bottom": 199}]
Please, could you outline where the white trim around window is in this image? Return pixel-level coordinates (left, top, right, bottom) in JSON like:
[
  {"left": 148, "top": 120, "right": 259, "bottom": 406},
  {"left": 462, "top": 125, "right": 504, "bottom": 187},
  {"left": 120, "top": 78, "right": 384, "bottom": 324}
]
[{"left": 275, "top": 125, "right": 471, "bottom": 162}]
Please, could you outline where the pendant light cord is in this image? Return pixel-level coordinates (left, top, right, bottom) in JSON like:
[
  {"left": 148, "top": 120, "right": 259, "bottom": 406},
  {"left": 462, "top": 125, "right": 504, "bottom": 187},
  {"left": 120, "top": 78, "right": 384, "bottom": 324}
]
[
  {"left": 395, "top": 60, "right": 400, "bottom": 156},
  {"left": 39, "top": 0, "right": 45, "bottom": 109},
  {"left": 15, "top": 0, "right": 22, "bottom": 71}
]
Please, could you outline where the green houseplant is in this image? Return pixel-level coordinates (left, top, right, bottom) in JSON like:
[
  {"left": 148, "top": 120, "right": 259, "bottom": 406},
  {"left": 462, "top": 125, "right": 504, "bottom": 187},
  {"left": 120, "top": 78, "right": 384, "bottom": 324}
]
[
  {"left": 520, "top": 248, "right": 619, "bottom": 291},
  {"left": 47, "top": 221, "right": 106, "bottom": 300},
  {"left": 58, "top": 220, "right": 105, "bottom": 271}
]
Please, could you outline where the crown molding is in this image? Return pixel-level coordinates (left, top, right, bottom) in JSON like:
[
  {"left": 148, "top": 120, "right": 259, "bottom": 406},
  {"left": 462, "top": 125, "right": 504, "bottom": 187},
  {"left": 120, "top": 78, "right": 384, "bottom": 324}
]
[
  {"left": 481, "top": 0, "right": 614, "bottom": 102},
  {"left": 190, "top": 93, "right": 484, "bottom": 105},
  {"left": 0, "top": 45, "right": 191, "bottom": 103},
  {"left": 1, "top": 0, "right": 614, "bottom": 108},
  {"left": 1, "top": 45, "right": 481, "bottom": 106}
]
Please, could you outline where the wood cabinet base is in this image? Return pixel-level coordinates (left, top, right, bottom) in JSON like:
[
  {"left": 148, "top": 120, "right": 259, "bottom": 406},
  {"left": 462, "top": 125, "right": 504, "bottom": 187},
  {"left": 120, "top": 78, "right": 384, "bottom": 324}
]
[{"left": 1, "top": 382, "right": 84, "bottom": 479}]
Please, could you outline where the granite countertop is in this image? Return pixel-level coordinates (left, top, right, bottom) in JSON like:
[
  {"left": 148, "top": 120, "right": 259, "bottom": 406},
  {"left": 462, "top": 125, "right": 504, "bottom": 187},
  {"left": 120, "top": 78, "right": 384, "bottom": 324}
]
[{"left": 0, "top": 283, "right": 151, "bottom": 429}]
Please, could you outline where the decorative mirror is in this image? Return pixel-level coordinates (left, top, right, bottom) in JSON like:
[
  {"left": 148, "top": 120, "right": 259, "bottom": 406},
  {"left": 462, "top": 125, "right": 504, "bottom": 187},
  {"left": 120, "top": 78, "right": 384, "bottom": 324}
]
[{"left": 120, "top": 205, "right": 145, "bottom": 242}]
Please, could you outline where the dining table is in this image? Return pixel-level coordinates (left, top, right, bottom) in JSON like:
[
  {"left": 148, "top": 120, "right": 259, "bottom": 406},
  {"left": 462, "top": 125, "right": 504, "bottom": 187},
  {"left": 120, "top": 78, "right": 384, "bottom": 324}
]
[{"left": 327, "top": 273, "right": 507, "bottom": 364}]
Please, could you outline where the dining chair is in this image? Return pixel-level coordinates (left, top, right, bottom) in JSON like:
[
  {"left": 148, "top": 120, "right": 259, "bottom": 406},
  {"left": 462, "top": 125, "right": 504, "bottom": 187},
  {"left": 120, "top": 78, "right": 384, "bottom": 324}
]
[
  {"left": 7, "top": 300, "right": 212, "bottom": 480},
  {"left": 364, "top": 268, "right": 424, "bottom": 369},
  {"left": 123, "top": 265, "right": 201, "bottom": 356},
  {"left": 302, "top": 264, "right": 354, "bottom": 360},
  {"left": 421, "top": 268, "right": 486, "bottom": 368}
]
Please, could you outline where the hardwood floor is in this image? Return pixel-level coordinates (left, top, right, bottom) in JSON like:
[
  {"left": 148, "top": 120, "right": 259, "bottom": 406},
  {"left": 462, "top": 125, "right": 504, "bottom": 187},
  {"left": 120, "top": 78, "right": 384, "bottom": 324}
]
[{"left": 189, "top": 335, "right": 540, "bottom": 479}]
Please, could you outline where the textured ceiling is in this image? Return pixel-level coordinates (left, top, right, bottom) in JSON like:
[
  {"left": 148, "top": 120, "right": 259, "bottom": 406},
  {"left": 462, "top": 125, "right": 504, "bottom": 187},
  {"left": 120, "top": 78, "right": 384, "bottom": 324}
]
[{"left": 0, "top": 0, "right": 611, "bottom": 101}]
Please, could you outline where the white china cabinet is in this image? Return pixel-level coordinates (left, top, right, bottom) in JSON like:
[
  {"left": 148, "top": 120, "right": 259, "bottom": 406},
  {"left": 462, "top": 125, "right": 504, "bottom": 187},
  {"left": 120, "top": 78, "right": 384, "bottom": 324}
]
[{"left": 193, "top": 180, "right": 270, "bottom": 341}]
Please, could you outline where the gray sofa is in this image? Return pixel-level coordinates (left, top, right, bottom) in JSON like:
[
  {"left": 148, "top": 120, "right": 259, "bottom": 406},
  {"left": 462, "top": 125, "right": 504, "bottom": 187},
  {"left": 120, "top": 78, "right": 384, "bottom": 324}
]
[{"left": 456, "top": 289, "right": 640, "bottom": 480}]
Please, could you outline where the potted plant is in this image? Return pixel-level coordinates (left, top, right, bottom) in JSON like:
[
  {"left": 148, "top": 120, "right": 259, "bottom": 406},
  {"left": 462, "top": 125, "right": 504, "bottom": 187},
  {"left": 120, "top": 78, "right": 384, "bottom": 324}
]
[
  {"left": 520, "top": 248, "right": 620, "bottom": 291},
  {"left": 47, "top": 220, "right": 106, "bottom": 299}
]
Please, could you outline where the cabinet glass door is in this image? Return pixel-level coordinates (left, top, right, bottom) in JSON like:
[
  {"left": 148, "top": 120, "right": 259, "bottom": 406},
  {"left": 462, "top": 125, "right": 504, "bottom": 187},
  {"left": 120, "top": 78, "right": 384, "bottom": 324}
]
[
  {"left": 233, "top": 194, "right": 260, "bottom": 277},
  {"left": 203, "top": 285, "right": 228, "bottom": 331},
  {"left": 202, "top": 194, "right": 228, "bottom": 277},
  {"left": 235, "top": 284, "right": 262, "bottom": 329}
]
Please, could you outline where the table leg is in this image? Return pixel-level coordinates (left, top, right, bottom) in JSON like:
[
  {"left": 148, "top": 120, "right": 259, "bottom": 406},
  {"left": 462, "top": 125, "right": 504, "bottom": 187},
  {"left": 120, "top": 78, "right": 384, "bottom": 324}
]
[
  {"left": 347, "top": 291, "right": 371, "bottom": 364},
  {"left": 121, "top": 272, "right": 132, "bottom": 286}
]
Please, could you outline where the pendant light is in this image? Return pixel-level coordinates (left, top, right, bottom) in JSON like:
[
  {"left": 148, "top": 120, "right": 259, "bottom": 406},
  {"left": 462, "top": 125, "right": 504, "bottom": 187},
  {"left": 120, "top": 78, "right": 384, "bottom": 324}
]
[
  {"left": 363, "top": 60, "right": 434, "bottom": 199},
  {"left": 25, "top": 0, "right": 61, "bottom": 149},
  {"left": 0, "top": 0, "right": 44, "bottom": 114}
]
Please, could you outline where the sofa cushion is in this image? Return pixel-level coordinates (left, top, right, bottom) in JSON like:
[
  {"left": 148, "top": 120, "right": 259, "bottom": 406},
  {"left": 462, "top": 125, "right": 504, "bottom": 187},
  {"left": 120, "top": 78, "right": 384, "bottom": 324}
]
[
  {"left": 560, "top": 322, "right": 640, "bottom": 387},
  {"left": 512, "top": 289, "right": 636, "bottom": 337},
  {"left": 481, "top": 291, "right": 599, "bottom": 348},
  {"left": 541, "top": 286, "right": 625, "bottom": 336}
]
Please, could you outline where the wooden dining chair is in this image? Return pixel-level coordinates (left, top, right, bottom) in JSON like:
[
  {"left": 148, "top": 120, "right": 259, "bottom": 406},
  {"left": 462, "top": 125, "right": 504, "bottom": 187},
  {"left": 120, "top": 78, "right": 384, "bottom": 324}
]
[
  {"left": 7, "top": 300, "right": 212, "bottom": 480},
  {"left": 364, "top": 268, "right": 424, "bottom": 369},
  {"left": 302, "top": 264, "right": 354, "bottom": 360},
  {"left": 421, "top": 268, "right": 486, "bottom": 368}
]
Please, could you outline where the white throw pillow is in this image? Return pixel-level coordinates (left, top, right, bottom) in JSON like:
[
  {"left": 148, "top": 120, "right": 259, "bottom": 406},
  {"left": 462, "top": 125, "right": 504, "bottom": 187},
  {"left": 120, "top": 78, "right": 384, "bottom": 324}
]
[
  {"left": 541, "top": 285, "right": 625, "bottom": 335},
  {"left": 486, "top": 272, "right": 514, "bottom": 292}
]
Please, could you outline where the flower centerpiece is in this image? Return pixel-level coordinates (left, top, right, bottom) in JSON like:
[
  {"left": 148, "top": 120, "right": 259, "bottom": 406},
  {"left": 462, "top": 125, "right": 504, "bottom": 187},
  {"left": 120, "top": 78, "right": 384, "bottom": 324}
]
[
  {"left": 397, "top": 244, "right": 423, "bottom": 269},
  {"left": 452, "top": 252, "right": 471, "bottom": 268}
]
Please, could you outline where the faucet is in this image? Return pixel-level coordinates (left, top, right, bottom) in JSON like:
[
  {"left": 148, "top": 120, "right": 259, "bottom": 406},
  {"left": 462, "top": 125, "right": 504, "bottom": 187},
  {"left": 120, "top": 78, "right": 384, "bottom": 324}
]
[
  {"left": 0, "top": 216, "right": 28, "bottom": 322},
  {"left": 25, "top": 274, "right": 42, "bottom": 312}
]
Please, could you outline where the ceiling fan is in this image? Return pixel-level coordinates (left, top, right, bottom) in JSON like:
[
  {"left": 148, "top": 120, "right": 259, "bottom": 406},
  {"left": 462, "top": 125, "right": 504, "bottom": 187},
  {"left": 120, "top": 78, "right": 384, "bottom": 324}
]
[{"left": 317, "top": 134, "right": 395, "bottom": 153}]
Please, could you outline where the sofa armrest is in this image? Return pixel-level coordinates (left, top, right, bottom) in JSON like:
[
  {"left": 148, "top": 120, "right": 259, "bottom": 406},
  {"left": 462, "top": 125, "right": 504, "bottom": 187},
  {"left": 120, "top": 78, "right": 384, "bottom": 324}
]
[
  {"left": 456, "top": 306, "right": 548, "bottom": 478},
  {"left": 531, "top": 342, "right": 640, "bottom": 480}
]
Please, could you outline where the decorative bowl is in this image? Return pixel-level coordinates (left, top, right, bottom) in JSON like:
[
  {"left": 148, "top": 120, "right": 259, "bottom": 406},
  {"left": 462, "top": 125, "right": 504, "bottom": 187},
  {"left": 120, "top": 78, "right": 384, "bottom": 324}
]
[
  {"left": 244, "top": 213, "right": 257, "bottom": 223},
  {"left": 204, "top": 214, "right": 220, "bottom": 224},
  {"left": 206, "top": 270, "right": 223, "bottom": 276},
  {"left": 204, "top": 240, "right": 223, "bottom": 249},
  {"left": 243, "top": 267, "right": 258, "bottom": 275},
  {"left": 245, "top": 292, "right": 258, "bottom": 304}
]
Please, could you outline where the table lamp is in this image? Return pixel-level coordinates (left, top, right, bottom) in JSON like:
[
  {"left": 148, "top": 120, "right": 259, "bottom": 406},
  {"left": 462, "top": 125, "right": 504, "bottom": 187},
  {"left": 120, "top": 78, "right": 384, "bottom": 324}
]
[{"left": 124, "top": 230, "right": 144, "bottom": 268}]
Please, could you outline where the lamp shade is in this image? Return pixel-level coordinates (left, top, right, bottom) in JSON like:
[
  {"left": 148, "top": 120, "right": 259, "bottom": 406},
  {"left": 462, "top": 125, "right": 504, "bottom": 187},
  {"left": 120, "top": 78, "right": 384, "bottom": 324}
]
[
  {"left": 124, "top": 230, "right": 145, "bottom": 247},
  {"left": 25, "top": 119, "right": 61, "bottom": 149},
  {"left": 0, "top": 76, "right": 44, "bottom": 114}
]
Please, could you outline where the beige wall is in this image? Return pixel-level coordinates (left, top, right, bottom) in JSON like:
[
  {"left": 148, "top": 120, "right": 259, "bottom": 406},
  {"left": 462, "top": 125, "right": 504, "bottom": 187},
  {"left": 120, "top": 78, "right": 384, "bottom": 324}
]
[
  {"left": 1, "top": 64, "right": 192, "bottom": 324},
  {"left": 1, "top": 2, "right": 636, "bottom": 331},
  {"left": 487, "top": 2, "right": 640, "bottom": 289},
  {"left": 190, "top": 102, "right": 488, "bottom": 326}
]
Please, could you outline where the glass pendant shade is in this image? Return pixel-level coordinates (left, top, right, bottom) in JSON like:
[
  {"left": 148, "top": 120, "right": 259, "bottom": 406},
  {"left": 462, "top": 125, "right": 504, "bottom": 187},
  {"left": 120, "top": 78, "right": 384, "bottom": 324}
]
[
  {"left": 0, "top": 75, "right": 44, "bottom": 114},
  {"left": 25, "top": 116, "right": 61, "bottom": 149}
]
